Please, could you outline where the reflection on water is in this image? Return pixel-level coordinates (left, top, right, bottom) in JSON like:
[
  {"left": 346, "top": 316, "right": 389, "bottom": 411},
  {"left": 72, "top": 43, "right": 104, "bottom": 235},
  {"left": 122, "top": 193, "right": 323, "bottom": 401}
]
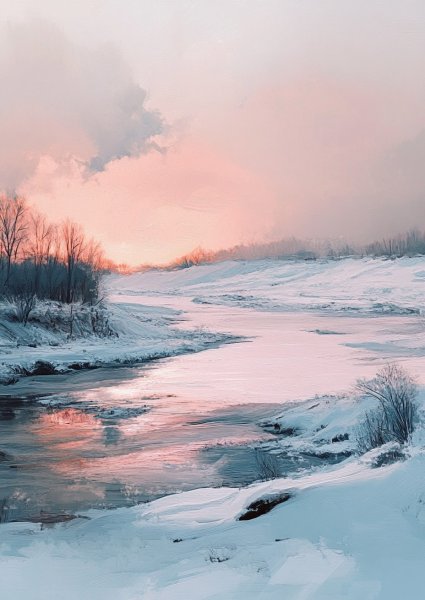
[
  {"left": 2, "top": 302, "right": 424, "bottom": 522},
  {"left": 0, "top": 384, "right": 277, "bottom": 521}
]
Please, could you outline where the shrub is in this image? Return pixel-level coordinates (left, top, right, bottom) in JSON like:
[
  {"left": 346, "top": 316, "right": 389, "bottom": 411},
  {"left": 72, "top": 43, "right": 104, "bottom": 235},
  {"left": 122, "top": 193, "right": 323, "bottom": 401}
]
[
  {"left": 0, "top": 497, "right": 9, "bottom": 524},
  {"left": 10, "top": 292, "right": 36, "bottom": 325},
  {"left": 356, "top": 364, "right": 418, "bottom": 452},
  {"left": 356, "top": 407, "right": 389, "bottom": 453},
  {"left": 89, "top": 306, "right": 116, "bottom": 337},
  {"left": 254, "top": 448, "right": 281, "bottom": 480}
]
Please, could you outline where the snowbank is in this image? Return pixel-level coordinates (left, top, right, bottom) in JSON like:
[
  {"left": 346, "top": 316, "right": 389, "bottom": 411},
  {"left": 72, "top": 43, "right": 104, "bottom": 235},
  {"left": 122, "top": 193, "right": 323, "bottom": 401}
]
[
  {"left": 2, "top": 449, "right": 425, "bottom": 599},
  {"left": 0, "top": 300, "right": 235, "bottom": 385},
  {"left": 259, "top": 394, "right": 372, "bottom": 459}
]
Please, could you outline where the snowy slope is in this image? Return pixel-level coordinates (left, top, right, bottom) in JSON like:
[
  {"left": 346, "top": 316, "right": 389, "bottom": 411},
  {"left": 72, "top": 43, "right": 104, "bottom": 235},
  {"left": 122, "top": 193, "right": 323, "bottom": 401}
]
[{"left": 109, "top": 256, "right": 425, "bottom": 314}]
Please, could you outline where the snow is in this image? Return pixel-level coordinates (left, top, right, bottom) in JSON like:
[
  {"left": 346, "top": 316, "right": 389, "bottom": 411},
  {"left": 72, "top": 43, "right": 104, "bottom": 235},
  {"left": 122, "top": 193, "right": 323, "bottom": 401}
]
[
  {"left": 3, "top": 257, "right": 425, "bottom": 598},
  {"left": 4, "top": 256, "right": 422, "bottom": 387},
  {"left": 259, "top": 394, "right": 368, "bottom": 458},
  {"left": 0, "top": 299, "right": 234, "bottom": 385},
  {"left": 2, "top": 451, "right": 425, "bottom": 599},
  {"left": 108, "top": 256, "right": 425, "bottom": 314}
]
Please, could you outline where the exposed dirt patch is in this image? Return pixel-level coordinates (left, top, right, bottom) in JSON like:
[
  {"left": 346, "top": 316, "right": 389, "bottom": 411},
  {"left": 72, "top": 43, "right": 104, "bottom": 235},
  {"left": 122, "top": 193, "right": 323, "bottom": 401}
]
[{"left": 238, "top": 492, "right": 292, "bottom": 521}]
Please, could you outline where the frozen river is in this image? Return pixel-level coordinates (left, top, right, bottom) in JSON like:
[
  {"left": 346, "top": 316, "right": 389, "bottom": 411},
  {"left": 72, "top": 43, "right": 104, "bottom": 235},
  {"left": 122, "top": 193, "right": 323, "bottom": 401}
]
[{"left": 1, "top": 294, "right": 425, "bottom": 521}]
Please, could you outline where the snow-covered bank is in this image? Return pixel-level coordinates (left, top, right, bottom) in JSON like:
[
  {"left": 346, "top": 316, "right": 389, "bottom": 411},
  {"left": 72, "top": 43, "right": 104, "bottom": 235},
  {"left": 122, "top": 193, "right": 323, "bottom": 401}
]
[
  {"left": 258, "top": 393, "right": 384, "bottom": 460},
  {"left": 2, "top": 383, "right": 425, "bottom": 599},
  {"left": 109, "top": 256, "right": 425, "bottom": 314},
  {"left": 2, "top": 445, "right": 425, "bottom": 599},
  {"left": 0, "top": 300, "right": 236, "bottom": 385}
]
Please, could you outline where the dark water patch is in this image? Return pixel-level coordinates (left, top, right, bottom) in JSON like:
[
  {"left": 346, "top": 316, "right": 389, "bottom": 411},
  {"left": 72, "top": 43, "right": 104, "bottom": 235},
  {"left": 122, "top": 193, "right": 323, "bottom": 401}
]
[
  {"left": 1, "top": 362, "right": 174, "bottom": 398},
  {"left": 261, "top": 422, "right": 300, "bottom": 436},
  {"left": 308, "top": 329, "right": 347, "bottom": 335},
  {"left": 12, "top": 511, "right": 90, "bottom": 526},
  {"left": 0, "top": 407, "right": 16, "bottom": 421},
  {"left": 0, "top": 396, "right": 28, "bottom": 421},
  {"left": 12, "top": 360, "right": 59, "bottom": 377},
  {"left": 299, "top": 450, "right": 352, "bottom": 461},
  {"left": 188, "top": 409, "right": 263, "bottom": 427},
  {"left": 68, "top": 362, "right": 99, "bottom": 371}
]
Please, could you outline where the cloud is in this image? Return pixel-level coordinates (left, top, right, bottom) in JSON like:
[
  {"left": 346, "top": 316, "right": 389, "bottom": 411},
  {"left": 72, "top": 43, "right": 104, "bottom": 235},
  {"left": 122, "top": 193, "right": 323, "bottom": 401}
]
[
  {"left": 23, "top": 137, "right": 279, "bottom": 265},
  {"left": 0, "top": 19, "right": 163, "bottom": 188},
  {"left": 5, "top": 4, "right": 425, "bottom": 263}
]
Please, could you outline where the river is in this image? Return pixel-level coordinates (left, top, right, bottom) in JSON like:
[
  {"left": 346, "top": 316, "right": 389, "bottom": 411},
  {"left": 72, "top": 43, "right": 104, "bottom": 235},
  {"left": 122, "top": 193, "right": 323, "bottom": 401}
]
[{"left": 1, "top": 295, "right": 423, "bottom": 521}]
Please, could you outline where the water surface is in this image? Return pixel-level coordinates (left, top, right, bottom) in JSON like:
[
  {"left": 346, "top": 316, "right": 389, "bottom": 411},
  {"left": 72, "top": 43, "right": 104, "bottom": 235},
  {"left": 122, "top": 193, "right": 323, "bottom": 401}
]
[{"left": 1, "top": 298, "right": 424, "bottom": 521}]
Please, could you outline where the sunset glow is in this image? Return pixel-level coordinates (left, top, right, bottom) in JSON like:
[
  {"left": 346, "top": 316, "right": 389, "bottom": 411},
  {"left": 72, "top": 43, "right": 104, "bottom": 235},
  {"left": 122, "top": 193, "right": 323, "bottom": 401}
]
[{"left": 0, "top": 1, "right": 424, "bottom": 264}]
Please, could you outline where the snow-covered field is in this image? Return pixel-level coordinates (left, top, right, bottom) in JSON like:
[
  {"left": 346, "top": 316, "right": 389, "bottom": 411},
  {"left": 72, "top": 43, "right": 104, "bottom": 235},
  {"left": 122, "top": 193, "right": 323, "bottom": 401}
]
[
  {"left": 109, "top": 256, "right": 425, "bottom": 314},
  {"left": 2, "top": 257, "right": 425, "bottom": 599}
]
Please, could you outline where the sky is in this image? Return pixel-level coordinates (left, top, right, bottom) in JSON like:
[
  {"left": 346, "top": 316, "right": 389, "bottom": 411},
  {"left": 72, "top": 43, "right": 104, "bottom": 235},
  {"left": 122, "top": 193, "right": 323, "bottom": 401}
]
[{"left": 1, "top": 0, "right": 425, "bottom": 264}]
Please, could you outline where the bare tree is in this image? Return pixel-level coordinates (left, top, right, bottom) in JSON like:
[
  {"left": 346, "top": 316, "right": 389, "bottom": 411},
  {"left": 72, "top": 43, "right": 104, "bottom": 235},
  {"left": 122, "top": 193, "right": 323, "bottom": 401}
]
[
  {"left": 61, "top": 220, "right": 85, "bottom": 303},
  {"left": 0, "top": 195, "right": 28, "bottom": 286},
  {"left": 82, "top": 237, "right": 104, "bottom": 269},
  {"left": 356, "top": 363, "right": 418, "bottom": 451},
  {"left": 27, "top": 212, "right": 55, "bottom": 293},
  {"left": 28, "top": 212, "right": 54, "bottom": 266},
  {"left": 0, "top": 197, "right": 104, "bottom": 306}
]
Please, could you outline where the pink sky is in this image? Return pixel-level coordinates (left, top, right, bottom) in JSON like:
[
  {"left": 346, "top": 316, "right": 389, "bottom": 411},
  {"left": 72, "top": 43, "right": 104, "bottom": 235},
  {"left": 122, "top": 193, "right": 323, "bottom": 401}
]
[{"left": 1, "top": 1, "right": 425, "bottom": 264}]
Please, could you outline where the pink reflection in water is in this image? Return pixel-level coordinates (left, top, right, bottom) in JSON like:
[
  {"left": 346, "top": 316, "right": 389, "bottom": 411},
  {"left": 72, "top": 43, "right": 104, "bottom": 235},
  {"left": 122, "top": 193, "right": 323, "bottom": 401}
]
[
  {"left": 32, "top": 409, "right": 102, "bottom": 455},
  {"left": 23, "top": 301, "right": 425, "bottom": 502}
]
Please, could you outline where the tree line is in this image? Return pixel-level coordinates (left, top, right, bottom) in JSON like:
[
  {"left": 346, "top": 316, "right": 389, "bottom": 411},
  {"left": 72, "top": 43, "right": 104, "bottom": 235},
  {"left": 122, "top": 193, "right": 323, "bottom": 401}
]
[
  {"left": 0, "top": 194, "right": 105, "bottom": 312},
  {"left": 165, "top": 229, "right": 425, "bottom": 269}
]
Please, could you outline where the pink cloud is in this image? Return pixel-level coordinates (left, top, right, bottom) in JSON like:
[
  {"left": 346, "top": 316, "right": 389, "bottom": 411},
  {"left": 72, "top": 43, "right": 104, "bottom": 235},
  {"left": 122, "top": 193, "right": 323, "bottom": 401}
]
[{"left": 24, "top": 137, "right": 278, "bottom": 264}]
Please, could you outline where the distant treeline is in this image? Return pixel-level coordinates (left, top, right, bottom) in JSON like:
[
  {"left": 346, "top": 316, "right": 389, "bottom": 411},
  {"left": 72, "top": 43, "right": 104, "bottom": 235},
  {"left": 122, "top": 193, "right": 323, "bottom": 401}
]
[
  {"left": 166, "top": 229, "right": 425, "bottom": 269},
  {"left": 0, "top": 194, "right": 105, "bottom": 309}
]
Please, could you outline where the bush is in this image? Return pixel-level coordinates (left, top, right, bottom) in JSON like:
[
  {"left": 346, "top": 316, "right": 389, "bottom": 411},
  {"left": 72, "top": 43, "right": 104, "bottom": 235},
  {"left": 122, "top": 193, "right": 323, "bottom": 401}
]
[
  {"left": 356, "top": 407, "right": 388, "bottom": 453},
  {"left": 10, "top": 292, "right": 36, "bottom": 325},
  {"left": 356, "top": 364, "right": 418, "bottom": 452},
  {"left": 0, "top": 497, "right": 9, "bottom": 524},
  {"left": 254, "top": 448, "right": 281, "bottom": 480},
  {"left": 89, "top": 306, "right": 116, "bottom": 337}
]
